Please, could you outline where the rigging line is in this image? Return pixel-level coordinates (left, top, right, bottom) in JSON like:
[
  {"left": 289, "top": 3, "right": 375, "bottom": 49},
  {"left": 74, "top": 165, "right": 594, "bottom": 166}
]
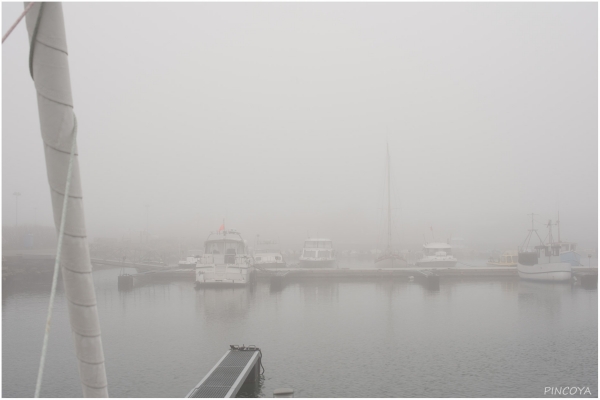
[
  {"left": 29, "top": 2, "right": 45, "bottom": 79},
  {"left": 1, "top": 2, "right": 35, "bottom": 44},
  {"left": 34, "top": 114, "right": 78, "bottom": 398}
]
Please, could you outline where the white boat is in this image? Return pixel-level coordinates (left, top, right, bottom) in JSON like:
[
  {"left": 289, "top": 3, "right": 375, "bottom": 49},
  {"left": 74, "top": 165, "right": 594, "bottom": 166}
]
[
  {"left": 195, "top": 228, "right": 254, "bottom": 286},
  {"left": 178, "top": 255, "right": 201, "bottom": 269},
  {"left": 299, "top": 238, "right": 336, "bottom": 268},
  {"left": 374, "top": 143, "right": 408, "bottom": 268},
  {"left": 416, "top": 242, "right": 457, "bottom": 268},
  {"left": 253, "top": 238, "right": 286, "bottom": 269},
  {"left": 517, "top": 215, "right": 572, "bottom": 282},
  {"left": 487, "top": 251, "right": 518, "bottom": 267}
]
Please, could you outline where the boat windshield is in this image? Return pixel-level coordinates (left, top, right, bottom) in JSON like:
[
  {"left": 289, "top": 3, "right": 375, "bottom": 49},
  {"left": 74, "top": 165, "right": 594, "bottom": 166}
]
[
  {"left": 424, "top": 248, "right": 451, "bottom": 256},
  {"left": 205, "top": 240, "right": 245, "bottom": 255},
  {"left": 304, "top": 241, "right": 332, "bottom": 249}
]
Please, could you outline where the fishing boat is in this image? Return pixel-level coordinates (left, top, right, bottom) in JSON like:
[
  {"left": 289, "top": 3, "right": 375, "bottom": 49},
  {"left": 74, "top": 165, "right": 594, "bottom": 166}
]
[
  {"left": 195, "top": 227, "right": 255, "bottom": 286},
  {"left": 299, "top": 238, "right": 336, "bottom": 268},
  {"left": 487, "top": 251, "right": 518, "bottom": 267},
  {"left": 253, "top": 238, "right": 286, "bottom": 269},
  {"left": 416, "top": 242, "right": 457, "bottom": 268},
  {"left": 374, "top": 143, "right": 408, "bottom": 268},
  {"left": 517, "top": 215, "right": 572, "bottom": 282}
]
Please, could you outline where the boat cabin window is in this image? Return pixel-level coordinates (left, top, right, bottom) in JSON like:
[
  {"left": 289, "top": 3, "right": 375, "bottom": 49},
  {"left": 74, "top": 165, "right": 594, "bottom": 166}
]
[
  {"left": 205, "top": 240, "right": 245, "bottom": 255},
  {"left": 561, "top": 243, "right": 576, "bottom": 252},
  {"left": 304, "top": 241, "right": 332, "bottom": 249}
]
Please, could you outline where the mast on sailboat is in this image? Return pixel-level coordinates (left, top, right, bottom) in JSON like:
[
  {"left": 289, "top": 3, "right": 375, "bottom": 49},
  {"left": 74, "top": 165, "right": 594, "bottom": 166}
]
[{"left": 386, "top": 142, "right": 392, "bottom": 254}]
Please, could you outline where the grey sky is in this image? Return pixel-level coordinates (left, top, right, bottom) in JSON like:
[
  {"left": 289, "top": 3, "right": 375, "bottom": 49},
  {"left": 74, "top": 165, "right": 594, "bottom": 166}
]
[{"left": 2, "top": 2, "right": 597, "bottom": 250}]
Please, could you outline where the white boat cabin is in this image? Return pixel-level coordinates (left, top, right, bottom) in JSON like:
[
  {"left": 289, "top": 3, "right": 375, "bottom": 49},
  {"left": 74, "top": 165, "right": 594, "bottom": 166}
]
[
  {"left": 202, "top": 230, "right": 248, "bottom": 264},
  {"left": 302, "top": 238, "right": 334, "bottom": 259},
  {"left": 422, "top": 242, "right": 453, "bottom": 257}
]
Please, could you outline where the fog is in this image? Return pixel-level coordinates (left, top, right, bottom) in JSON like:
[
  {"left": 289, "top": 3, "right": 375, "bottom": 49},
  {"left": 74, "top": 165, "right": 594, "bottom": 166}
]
[{"left": 2, "top": 2, "right": 597, "bottom": 251}]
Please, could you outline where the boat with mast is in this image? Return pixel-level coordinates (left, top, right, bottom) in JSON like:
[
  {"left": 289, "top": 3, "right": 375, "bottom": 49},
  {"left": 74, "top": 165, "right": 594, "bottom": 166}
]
[
  {"left": 517, "top": 213, "right": 572, "bottom": 282},
  {"left": 374, "top": 143, "right": 407, "bottom": 268}
]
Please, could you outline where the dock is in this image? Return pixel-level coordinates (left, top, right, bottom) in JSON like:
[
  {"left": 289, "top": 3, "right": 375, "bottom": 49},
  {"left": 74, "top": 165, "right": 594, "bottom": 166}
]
[
  {"left": 115, "top": 266, "right": 597, "bottom": 289},
  {"left": 186, "top": 346, "right": 262, "bottom": 398}
]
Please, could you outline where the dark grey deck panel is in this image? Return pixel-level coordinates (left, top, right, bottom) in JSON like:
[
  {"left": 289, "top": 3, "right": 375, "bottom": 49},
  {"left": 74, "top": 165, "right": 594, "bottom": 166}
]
[{"left": 187, "top": 349, "right": 260, "bottom": 398}]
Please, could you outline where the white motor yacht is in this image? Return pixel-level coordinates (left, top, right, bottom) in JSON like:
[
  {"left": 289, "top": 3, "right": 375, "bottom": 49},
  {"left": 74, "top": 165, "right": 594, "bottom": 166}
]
[
  {"left": 299, "top": 238, "right": 336, "bottom": 268},
  {"left": 253, "top": 238, "right": 286, "bottom": 269},
  {"left": 195, "top": 228, "right": 254, "bottom": 286},
  {"left": 416, "top": 242, "right": 457, "bottom": 268}
]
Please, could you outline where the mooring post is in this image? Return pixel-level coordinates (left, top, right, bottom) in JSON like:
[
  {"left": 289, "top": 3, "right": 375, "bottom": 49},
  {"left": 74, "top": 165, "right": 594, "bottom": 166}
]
[{"left": 273, "top": 388, "right": 295, "bottom": 398}]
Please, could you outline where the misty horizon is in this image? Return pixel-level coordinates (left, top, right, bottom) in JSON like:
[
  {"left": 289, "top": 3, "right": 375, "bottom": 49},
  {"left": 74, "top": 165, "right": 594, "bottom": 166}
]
[{"left": 2, "top": 2, "right": 597, "bottom": 253}]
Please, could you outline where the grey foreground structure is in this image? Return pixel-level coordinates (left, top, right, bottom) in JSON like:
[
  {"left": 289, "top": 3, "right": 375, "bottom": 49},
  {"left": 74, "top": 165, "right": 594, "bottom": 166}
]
[
  {"left": 25, "top": 2, "right": 108, "bottom": 397},
  {"left": 187, "top": 347, "right": 262, "bottom": 398}
]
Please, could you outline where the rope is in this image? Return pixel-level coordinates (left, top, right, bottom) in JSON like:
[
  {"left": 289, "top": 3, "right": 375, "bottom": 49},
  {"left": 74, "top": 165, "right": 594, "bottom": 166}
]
[
  {"left": 2, "top": 2, "right": 35, "bottom": 44},
  {"left": 29, "top": 2, "right": 45, "bottom": 79},
  {"left": 34, "top": 115, "right": 78, "bottom": 398}
]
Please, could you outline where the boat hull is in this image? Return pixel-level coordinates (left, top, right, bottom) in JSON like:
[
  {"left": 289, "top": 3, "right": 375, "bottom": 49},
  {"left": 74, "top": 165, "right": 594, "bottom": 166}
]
[
  {"left": 517, "top": 262, "right": 572, "bottom": 282},
  {"left": 299, "top": 259, "right": 336, "bottom": 268},
  {"left": 254, "top": 262, "right": 286, "bottom": 269},
  {"left": 195, "top": 267, "right": 254, "bottom": 286}
]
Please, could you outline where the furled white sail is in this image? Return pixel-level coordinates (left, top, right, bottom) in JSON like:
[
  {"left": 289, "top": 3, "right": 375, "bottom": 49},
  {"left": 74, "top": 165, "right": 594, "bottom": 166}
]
[{"left": 25, "top": 3, "right": 108, "bottom": 397}]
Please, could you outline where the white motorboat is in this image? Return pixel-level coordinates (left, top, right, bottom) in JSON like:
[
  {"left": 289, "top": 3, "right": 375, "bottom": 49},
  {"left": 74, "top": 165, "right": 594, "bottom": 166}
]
[
  {"left": 299, "top": 238, "right": 336, "bottom": 268},
  {"left": 253, "top": 238, "right": 286, "bottom": 269},
  {"left": 517, "top": 215, "right": 572, "bottom": 282},
  {"left": 374, "top": 143, "right": 408, "bottom": 268},
  {"left": 195, "top": 227, "right": 254, "bottom": 286},
  {"left": 178, "top": 255, "right": 201, "bottom": 269},
  {"left": 416, "top": 242, "right": 457, "bottom": 268}
]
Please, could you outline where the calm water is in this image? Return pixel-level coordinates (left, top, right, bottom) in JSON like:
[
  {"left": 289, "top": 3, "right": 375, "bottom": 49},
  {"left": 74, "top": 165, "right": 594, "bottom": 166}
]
[{"left": 2, "top": 266, "right": 597, "bottom": 398}]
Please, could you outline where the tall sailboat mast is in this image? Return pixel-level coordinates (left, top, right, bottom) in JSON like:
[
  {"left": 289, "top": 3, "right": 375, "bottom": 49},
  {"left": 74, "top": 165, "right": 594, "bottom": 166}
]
[
  {"left": 386, "top": 142, "right": 391, "bottom": 252},
  {"left": 25, "top": 3, "right": 107, "bottom": 396}
]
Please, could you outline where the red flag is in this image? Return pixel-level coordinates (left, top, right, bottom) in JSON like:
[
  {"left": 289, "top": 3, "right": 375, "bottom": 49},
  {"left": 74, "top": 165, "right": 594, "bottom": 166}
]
[{"left": 218, "top": 224, "right": 225, "bottom": 232}]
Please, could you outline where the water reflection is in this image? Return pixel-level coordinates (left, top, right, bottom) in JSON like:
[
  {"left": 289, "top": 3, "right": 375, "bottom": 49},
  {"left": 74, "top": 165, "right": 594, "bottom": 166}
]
[
  {"left": 196, "top": 286, "right": 252, "bottom": 322},
  {"left": 518, "top": 280, "right": 572, "bottom": 318},
  {"left": 296, "top": 280, "right": 339, "bottom": 304}
]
